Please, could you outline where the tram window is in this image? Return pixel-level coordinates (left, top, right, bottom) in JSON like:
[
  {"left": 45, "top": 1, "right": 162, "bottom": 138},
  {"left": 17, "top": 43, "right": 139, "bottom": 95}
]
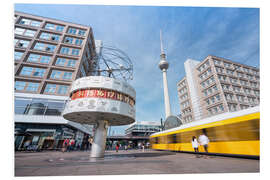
[
  {"left": 180, "top": 131, "right": 195, "bottom": 143},
  {"left": 208, "top": 119, "right": 259, "bottom": 142},
  {"left": 160, "top": 136, "right": 166, "bottom": 144},
  {"left": 156, "top": 137, "right": 160, "bottom": 144},
  {"left": 167, "top": 134, "right": 177, "bottom": 144},
  {"left": 172, "top": 134, "right": 177, "bottom": 143}
]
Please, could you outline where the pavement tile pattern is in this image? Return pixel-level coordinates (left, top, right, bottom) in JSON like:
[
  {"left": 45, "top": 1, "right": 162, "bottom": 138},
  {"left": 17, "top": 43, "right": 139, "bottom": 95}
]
[{"left": 15, "top": 149, "right": 259, "bottom": 176}]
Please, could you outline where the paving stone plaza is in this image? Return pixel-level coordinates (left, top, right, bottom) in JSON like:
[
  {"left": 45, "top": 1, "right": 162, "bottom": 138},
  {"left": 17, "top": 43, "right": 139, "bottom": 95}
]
[{"left": 15, "top": 149, "right": 259, "bottom": 176}]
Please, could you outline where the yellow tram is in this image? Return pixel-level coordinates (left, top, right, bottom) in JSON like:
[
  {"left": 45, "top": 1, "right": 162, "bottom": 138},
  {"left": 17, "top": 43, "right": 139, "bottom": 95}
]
[{"left": 150, "top": 106, "right": 260, "bottom": 158}]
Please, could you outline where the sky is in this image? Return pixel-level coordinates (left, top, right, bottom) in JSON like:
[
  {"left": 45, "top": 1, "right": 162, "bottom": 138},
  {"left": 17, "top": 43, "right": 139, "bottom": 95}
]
[{"left": 14, "top": 3, "right": 260, "bottom": 135}]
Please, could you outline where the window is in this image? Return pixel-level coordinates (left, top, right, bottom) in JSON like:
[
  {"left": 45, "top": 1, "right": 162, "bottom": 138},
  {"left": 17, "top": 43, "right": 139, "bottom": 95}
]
[
  {"left": 40, "top": 32, "right": 60, "bottom": 41},
  {"left": 26, "top": 82, "right": 39, "bottom": 92},
  {"left": 75, "top": 39, "right": 83, "bottom": 45},
  {"left": 50, "top": 70, "right": 62, "bottom": 79},
  {"left": 15, "top": 27, "right": 36, "bottom": 37},
  {"left": 213, "top": 59, "right": 221, "bottom": 65},
  {"left": 15, "top": 81, "right": 26, "bottom": 90},
  {"left": 67, "top": 59, "right": 76, "bottom": 67},
  {"left": 58, "top": 85, "right": 69, "bottom": 95},
  {"left": 45, "top": 23, "right": 55, "bottom": 30},
  {"left": 31, "top": 20, "right": 41, "bottom": 27},
  {"left": 20, "top": 67, "right": 33, "bottom": 76},
  {"left": 78, "top": 30, "right": 86, "bottom": 36},
  {"left": 33, "top": 68, "right": 46, "bottom": 77},
  {"left": 19, "top": 18, "right": 41, "bottom": 27},
  {"left": 219, "top": 104, "right": 224, "bottom": 111},
  {"left": 243, "top": 68, "right": 250, "bottom": 73},
  {"left": 24, "top": 29, "right": 36, "bottom": 37},
  {"left": 20, "top": 67, "right": 46, "bottom": 77},
  {"left": 237, "top": 72, "right": 243, "bottom": 78},
  {"left": 46, "top": 44, "right": 56, "bottom": 52},
  {"left": 27, "top": 54, "right": 40, "bottom": 63},
  {"left": 44, "top": 84, "right": 57, "bottom": 93},
  {"left": 27, "top": 54, "right": 51, "bottom": 64},
  {"left": 64, "top": 37, "right": 73, "bottom": 44},
  {"left": 14, "top": 27, "right": 25, "bottom": 35},
  {"left": 34, "top": 43, "right": 56, "bottom": 52},
  {"left": 56, "top": 25, "right": 64, "bottom": 32},
  {"left": 55, "top": 58, "right": 66, "bottom": 66},
  {"left": 60, "top": 47, "right": 70, "bottom": 54},
  {"left": 34, "top": 43, "right": 45, "bottom": 50},
  {"left": 224, "top": 62, "right": 231, "bottom": 68},
  {"left": 45, "top": 23, "right": 64, "bottom": 32},
  {"left": 71, "top": 48, "right": 80, "bottom": 56},
  {"left": 15, "top": 81, "right": 40, "bottom": 92},
  {"left": 216, "top": 94, "right": 220, "bottom": 101},
  {"left": 63, "top": 72, "right": 73, "bottom": 80},
  {"left": 68, "top": 28, "right": 77, "bottom": 34},
  {"left": 14, "top": 51, "right": 24, "bottom": 61},
  {"left": 206, "top": 99, "right": 210, "bottom": 105},
  {"left": 201, "top": 82, "right": 205, "bottom": 88},
  {"left": 210, "top": 76, "right": 215, "bottom": 83},
  {"left": 211, "top": 96, "right": 215, "bottom": 103},
  {"left": 204, "top": 90, "right": 207, "bottom": 96},
  {"left": 40, "top": 56, "right": 51, "bottom": 64},
  {"left": 55, "top": 58, "right": 76, "bottom": 68},
  {"left": 14, "top": 39, "right": 30, "bottom": 48},
  {"left": 14, "top": 97, "right": 32, "bottom": 114},
  {"left": 228, "top": 103, "right": 237, "bottom": 111}
]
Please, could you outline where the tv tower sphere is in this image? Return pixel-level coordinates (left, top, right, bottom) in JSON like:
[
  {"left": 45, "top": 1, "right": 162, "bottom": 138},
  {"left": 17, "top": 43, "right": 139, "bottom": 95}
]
[{"left": 159, "top": 58, "right": 169, "bottom": 70}]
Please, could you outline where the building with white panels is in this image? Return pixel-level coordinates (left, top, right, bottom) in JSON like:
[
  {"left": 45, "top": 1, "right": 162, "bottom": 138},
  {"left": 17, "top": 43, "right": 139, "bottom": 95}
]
[{"left": 177, "top": 55, "right": 260, "bottom": 124}]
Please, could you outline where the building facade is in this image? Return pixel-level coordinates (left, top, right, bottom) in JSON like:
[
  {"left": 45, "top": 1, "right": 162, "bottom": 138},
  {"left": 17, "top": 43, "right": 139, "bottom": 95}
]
[
  {"left": 177, "top": 55, "right": 260, "bottom": 124},
  {"left": 125, "top": 121, "right": 162, "bottom": 137},
  {"left": 14, "top": 11, "right": 97, "bottom": 150}
]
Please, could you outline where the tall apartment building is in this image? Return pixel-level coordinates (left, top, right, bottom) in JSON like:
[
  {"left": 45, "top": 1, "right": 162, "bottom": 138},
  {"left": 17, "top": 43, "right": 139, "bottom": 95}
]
[
  {"left": 14, "top": 11, "right": 97, "bottom": 150},
  {"left": 177, "top": 55, "right": 260, "bottom": 124}
]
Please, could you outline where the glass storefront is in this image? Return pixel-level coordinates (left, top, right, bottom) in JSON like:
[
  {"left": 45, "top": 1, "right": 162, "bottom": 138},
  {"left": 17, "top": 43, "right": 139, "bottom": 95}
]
[
  {"left": 14, "top": 123, "right": 88, "bottom": 151},
  {"left": 15, "top": 97, "right": 66, "bottom": 116}
]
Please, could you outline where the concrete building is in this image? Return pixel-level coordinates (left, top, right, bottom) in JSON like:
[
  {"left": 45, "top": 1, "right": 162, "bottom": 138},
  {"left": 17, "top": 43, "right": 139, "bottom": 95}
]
[
  {"left": 14, "top": 11, "right": 97, "bottom": 150},
  {"left": 177, "top": 55, "right": 260, "bottom": 124}
]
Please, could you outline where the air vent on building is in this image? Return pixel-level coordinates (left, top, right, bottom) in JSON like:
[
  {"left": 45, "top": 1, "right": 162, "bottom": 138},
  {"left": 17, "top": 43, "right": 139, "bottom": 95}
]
[
  {"left": 18, "top": 43, "right": 23, "bottom": 47},
  {"left": 51, "top": 37, "right": 55, "bottom": 40},
  {"left": 46, "top": 47, "right": 51, "bottom": 51}
]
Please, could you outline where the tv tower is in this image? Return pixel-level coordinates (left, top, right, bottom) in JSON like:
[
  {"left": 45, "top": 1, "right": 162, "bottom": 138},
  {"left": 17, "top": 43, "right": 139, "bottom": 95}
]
[{"left": 158, "top": 30, "right": 172, "bottom": 119}]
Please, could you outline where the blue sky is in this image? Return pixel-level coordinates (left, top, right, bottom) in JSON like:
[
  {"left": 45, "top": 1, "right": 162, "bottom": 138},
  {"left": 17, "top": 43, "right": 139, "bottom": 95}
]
[{"left": 14, "top": 4, "right": 260, "bottom": 135}]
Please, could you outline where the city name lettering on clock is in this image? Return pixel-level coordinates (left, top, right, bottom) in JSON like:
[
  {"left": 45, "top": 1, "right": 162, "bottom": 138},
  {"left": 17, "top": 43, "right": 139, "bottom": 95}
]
[{"left": 71, "top": 88, "right": 135, "bottom": 107}]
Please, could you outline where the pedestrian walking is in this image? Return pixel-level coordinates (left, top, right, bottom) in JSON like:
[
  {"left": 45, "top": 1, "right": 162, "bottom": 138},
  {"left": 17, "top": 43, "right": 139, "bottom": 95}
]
[
  {"left": 199, "top": 130, "right": 210, "bottom": 158},
  {"left": 191, "top": 136, "right": 200, "bottom": 158},
  {"left": 70, "top": 139, "right": 75, "bottom": 151},
  {"left": 62, "top": 139, "right": 68, "bottom": 153},
  {"left": 115, "top": 143, "right": 119, "bottom": 152},
  {"left": 66, "top": 138, "right": 70, "bottom": 152},
  {"left": 142, "top": 143, "right": 145, "bottom": 152}
]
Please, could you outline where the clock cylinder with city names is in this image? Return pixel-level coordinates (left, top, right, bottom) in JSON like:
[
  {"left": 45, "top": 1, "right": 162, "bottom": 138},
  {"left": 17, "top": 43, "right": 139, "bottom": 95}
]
[{"left": 62, "top": 76, "right": 136, "bottom": 126}]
